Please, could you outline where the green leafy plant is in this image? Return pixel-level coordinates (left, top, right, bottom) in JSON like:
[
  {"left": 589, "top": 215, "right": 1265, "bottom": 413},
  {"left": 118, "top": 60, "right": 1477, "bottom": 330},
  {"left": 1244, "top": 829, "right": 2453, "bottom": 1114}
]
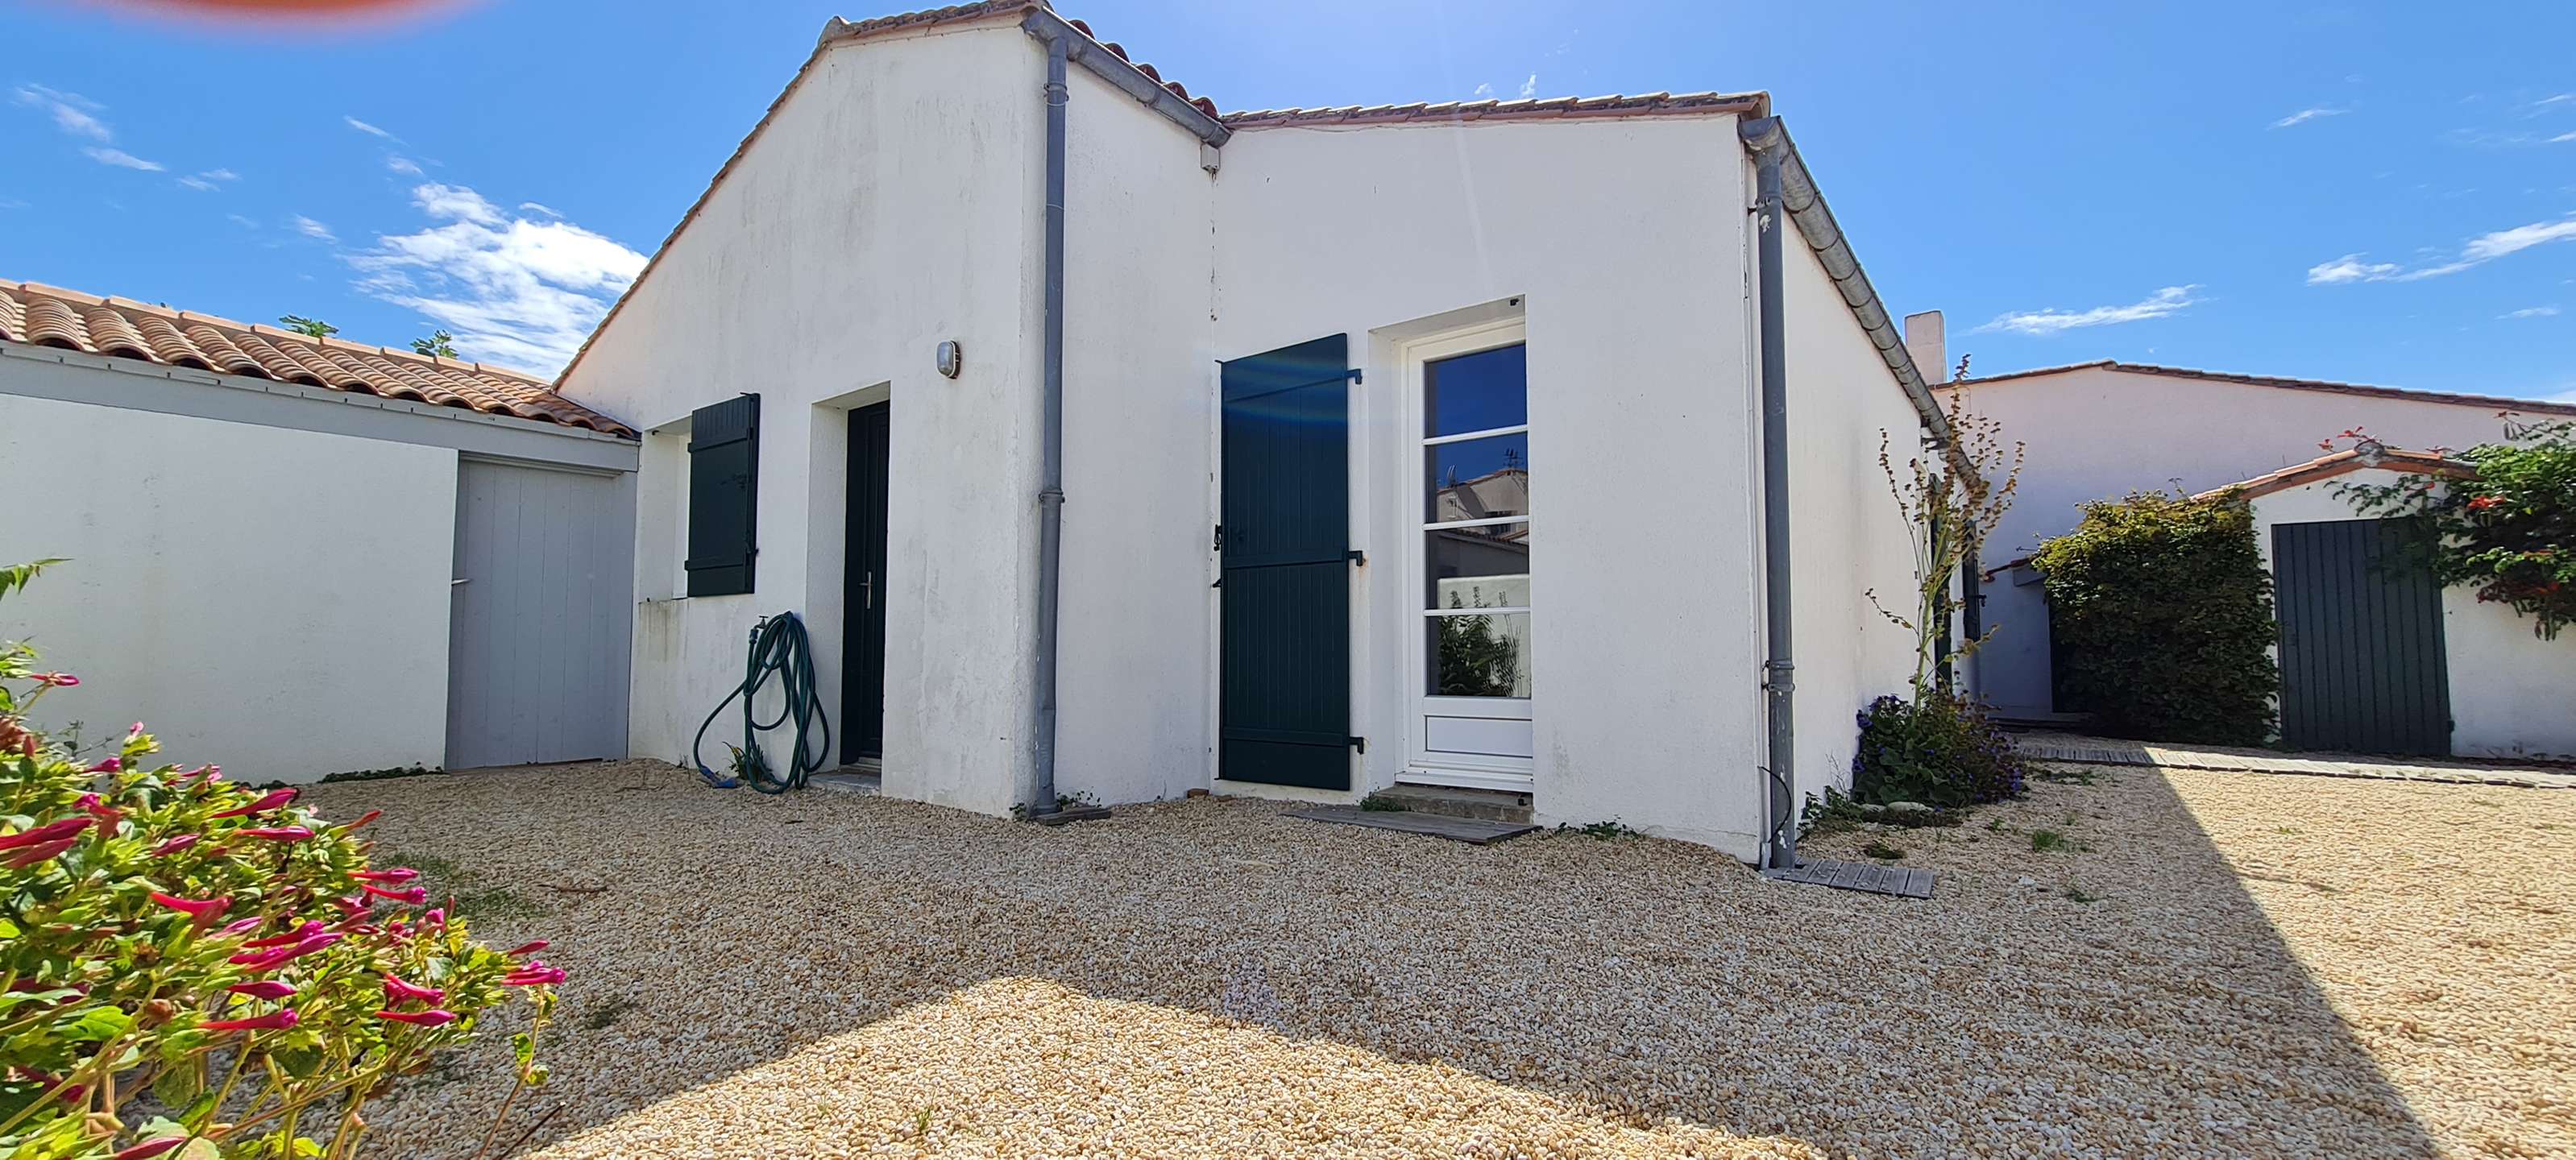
[
  {"left": 1, "top": 561, "right": 559, "bottom": 1159},
  {"left": 2032, "top": 489, "right": 2280, "bottom": 744},
  {"left": 409, "top": 331, "right": 458, "bottom": 359},
  {"left": 1558, "top": 820, "right": 1638, "bottom": 840},
  {"left": 275, "top": 316, "right": 338, "bottom": 340},
  {"left": 1356, "top": 793, "right": 1408, "bottom": 813},
  {"left": 2335, "top": 418, "right": 2576, "bottom": 638},
  {"left": 1849, "top": 693, "right": 2028, "bottom": 810},
  {"left": 1860, "top": 839, "right": 1905, "bottom": 861},
  {"left": 2029, "top": 828, "right": 2078, "bottom": 853}
]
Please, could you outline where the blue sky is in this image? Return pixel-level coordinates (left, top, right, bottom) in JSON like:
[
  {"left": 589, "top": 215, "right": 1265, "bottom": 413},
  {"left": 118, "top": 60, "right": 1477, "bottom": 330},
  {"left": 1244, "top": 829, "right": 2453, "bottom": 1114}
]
[{"left": 4, "top": 0, "right": 2572, "bottom": 400}]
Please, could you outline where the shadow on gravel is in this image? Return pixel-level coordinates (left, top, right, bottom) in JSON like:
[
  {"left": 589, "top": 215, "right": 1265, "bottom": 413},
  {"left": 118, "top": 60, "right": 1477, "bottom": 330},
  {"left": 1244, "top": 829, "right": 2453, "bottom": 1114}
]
[{"left": 309, "top": 760, "right": 2453, "bottom": 1158}]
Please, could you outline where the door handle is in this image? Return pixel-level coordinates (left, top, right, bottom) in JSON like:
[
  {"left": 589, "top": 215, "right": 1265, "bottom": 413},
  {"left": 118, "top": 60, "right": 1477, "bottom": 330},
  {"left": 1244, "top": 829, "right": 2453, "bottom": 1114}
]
[{"left": 863, "top": 572, "right": 873, "bottom": 610}]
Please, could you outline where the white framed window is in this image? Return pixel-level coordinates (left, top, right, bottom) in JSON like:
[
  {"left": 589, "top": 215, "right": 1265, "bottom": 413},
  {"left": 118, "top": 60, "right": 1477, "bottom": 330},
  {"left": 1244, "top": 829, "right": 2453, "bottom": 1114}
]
[{"left": 1397, "top": 318, "right": 1533, "bottom": 788}]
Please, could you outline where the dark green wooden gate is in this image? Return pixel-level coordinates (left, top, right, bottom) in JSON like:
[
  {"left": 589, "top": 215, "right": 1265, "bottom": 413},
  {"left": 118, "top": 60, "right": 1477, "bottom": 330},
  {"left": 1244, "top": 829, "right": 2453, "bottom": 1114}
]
[
  {"left": 1219, "top": 335, "right": 1356, "bottom": 789},
  {"left": 2274, "top": 518, "right": 2452, "bottom": 756}
]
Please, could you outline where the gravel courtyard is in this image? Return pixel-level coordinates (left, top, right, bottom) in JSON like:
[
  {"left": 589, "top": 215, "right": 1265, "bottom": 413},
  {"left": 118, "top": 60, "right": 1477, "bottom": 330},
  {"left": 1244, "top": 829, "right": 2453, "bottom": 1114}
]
[{"left": 303, "top": 759, "right": 2576, "bottom": 1159}]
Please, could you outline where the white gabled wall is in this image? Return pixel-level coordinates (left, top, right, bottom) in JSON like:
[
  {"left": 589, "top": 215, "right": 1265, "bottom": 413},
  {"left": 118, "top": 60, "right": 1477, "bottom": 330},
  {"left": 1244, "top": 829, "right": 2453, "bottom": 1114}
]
[
  {"left": 560, "top": 23, "right": 1045, "bottom": 815},
  {"left": 1051, "top": 63, "right": 1218, "bottom": 807},
  {"left": 1213, "top": 116, "right": 1769, "bottom": 853},
  {"left": 0, "top": 392, "right": 454, "bottom": 781},
  {"left": 2246, "top": 471, "right": 2576, "bottom": 760},
  {"left": 1780, "top": 219, "right": 1928, "bottom": 810},
  {"left": 1960, "top": 367, "right": 2542, "bottom": 717}
]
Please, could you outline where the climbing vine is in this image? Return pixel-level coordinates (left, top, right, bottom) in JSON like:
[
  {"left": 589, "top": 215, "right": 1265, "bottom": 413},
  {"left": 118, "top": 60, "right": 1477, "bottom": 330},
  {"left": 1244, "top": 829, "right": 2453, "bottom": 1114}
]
[{"left": 2336, "top": 417, "right": 2576, "bottom": 640}]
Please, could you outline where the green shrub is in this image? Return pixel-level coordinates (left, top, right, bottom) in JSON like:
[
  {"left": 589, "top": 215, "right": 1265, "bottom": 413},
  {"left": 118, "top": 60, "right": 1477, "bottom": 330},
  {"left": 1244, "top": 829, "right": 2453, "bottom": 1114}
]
[
  {"left": 2033, "top": 490, "right": 2280, "bottom": 744},
  {"left": 0, "top": 561, "right": 558, "bottom": 1158},
  {"left": 1849, "top": 693, "right": 2029, "bottom": 810},
  {"left": 2338, "top": 419, "right": 2576, "bottom": 638}
]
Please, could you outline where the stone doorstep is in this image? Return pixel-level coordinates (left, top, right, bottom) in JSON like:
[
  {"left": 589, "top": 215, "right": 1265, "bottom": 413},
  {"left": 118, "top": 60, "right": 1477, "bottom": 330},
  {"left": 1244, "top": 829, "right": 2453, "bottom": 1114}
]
[{"left": 1375, "top": 782, "right": 1535, "bottom": 823}]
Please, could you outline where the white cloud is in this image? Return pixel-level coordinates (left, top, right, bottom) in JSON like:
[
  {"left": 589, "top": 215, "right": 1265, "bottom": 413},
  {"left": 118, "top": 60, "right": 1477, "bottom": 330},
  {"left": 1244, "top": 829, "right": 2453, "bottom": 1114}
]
[
  {"left": 2314, "top": 213, "right": 2576, "bottom": 284},
  {"left": 175, "top": 168, "right": 238, "bottom": 193},
  {"left": 226, "top": 213, "right": 257, "bottom": 229},
  {"left": 387, "top": 155, "right": 423, "bottom": 176},
  {"left": 1473, "top": 82, "right": 1493, "bottom": 97},
  {"left": 344, "top": 116, "right": 396, "bottom": 139},
  {"left": 1519, "top": 74, "right": 1539, "bottom": 98},
  {"left": 14, "top": 84, "right": 110, "bottom": 141},
  {"left": 2307, "top": 253, "right": 2403, "bottom": 284},
  {"left": 2271, "top": 106, "right": 2347, "bottom": 128},
  {"left": 290, "top": 214, "right": 337, "bottom": 242},
  {"left": 2502, "top": 304, "right": 2560, "bottom": 319},
  {"left": 516, "top": 201, "right": 561, "bottom": 218},
  {"left": 1972, "top": 285, "right": 2201, "bottom": 336},
  {"left": 346, "top": 182, "right": 647, "bottom": 374},
  {"left": 83, "top": 147, "right": 164, "bottom": 172}
]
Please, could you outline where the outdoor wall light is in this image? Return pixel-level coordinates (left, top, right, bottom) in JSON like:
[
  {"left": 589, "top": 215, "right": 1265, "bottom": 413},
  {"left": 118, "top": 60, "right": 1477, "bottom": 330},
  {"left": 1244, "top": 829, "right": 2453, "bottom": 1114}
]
[{"left": 936, "top": 340, "right": 963, "bottom": 379}]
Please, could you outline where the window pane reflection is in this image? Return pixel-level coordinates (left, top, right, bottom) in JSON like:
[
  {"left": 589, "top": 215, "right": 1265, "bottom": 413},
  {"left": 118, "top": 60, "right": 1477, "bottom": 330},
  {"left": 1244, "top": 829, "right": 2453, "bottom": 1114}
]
[
  {"left": 1425, "top": 344, "right": 1527, "bottom": 437},
  {"left": 1426, "top": 433, "right": 1529, "bottom": 521},
  {"left": 1426, "top": 523, "right": 1528, "bottom": 610},
  {"left": 1426, "top": 611, "right": 1532, "bottom": 698}
]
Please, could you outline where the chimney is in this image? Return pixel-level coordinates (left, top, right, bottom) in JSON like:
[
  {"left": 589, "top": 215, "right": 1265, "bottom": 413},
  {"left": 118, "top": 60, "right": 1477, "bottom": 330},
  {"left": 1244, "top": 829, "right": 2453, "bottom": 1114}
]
[{"left": 1903, "top": 310, "right": 1947, "bottom": 383}]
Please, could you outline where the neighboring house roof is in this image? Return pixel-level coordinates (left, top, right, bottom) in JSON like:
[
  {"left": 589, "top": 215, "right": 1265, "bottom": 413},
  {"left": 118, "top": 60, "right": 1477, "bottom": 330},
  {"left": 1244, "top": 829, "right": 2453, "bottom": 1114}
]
[
  {"left": 1221, "top": 91, "right": 1766, "bottom": 130},
  {"left": 2195, "top": 445, "right": 2475, "bottom": 502},
  {"left": 1945, "top": 358, "right": 2576, "bottom": 418},
  {"left": 0, "top": 281, "right": 634, "bottom": 436}
]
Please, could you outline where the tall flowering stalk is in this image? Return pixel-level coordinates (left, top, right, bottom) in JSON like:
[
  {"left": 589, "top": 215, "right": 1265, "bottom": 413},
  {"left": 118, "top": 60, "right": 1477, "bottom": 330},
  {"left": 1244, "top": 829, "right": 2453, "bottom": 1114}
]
[
  {"left": 1866, "top": 358, "right": 2026, "bottom": 700},
  {"left": 0, "top": 560, "right": 557, "bottom": 1159}
]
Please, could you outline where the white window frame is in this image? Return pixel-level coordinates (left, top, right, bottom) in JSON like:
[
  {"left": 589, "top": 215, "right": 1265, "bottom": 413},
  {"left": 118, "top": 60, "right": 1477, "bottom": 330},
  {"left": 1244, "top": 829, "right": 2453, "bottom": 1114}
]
[{"left": 1394, "top": 317, "right": 1533, "bottom": 789}]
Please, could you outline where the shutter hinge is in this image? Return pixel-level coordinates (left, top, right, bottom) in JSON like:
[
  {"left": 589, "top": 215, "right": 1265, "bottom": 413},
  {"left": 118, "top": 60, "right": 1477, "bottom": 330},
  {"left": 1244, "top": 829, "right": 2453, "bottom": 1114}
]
[
  {"left": 1346, "top": 549, "right": 1366, "bottom": 566},
  {"left": 1346, "top": 367, "right": 1363, "bottom": 384},
  {"left": 1347, "top": 735, "right": 1366, "bottom": 753},
  {"left": 1212, "top": 524, "right": 1224, "bottom": 553}
]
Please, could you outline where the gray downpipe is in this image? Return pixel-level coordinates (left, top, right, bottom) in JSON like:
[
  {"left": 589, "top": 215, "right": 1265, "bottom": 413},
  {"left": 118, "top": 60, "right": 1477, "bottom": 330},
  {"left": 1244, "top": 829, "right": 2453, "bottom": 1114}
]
[
  {"left": 1030, "top": 33, "right": 1069, "bottom": 817},
  {"left": 1749, "top": 123, "right": 1798, "bottom": 871}
]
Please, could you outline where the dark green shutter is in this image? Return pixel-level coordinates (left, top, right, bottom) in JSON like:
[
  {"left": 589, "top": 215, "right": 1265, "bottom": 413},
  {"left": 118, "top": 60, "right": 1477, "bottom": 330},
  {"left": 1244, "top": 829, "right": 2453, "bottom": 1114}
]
[
  {"left": 685, "top": 394, "right": 760, "bottom": 597},
  {"left": 1220, "top": 335, "right": 1355, "bottom": 789},
  {"left": 2275, "top": 519, "right": 2452, "bottom": 756}
]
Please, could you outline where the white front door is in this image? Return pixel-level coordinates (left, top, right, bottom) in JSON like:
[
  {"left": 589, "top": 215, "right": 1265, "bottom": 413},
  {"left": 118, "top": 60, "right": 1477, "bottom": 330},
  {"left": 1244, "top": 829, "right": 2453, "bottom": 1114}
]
[{"left": 1400, "top": 321, "right": 1533, "bottom": 789}]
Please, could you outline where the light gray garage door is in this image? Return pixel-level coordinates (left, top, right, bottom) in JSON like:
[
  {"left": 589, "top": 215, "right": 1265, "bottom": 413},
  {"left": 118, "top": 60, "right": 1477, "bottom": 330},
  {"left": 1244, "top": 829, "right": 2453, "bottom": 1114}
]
[{"left": 446, "top": 457, "right": 633, "bottom": 769}]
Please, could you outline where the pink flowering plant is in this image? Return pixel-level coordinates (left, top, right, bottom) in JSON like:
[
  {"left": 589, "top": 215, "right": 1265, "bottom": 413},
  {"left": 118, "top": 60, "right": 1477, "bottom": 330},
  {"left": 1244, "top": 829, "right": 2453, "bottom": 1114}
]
[
  {"left": 2334, "top": 417, "right": 2576, "bottom": 639},
  {"left": 1, "top": 561, "right": 559, "bottom": 1159}
]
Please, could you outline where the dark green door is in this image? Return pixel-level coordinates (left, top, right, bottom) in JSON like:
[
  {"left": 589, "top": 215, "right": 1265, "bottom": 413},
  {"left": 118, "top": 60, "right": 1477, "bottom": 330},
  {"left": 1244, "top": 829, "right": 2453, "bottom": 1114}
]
[
  {"left": 842, "top": 403, "right": 890, "bottom": 763},
  {"left": 2275, "top": 519, "right": 2452, "bottom": 756},
  {"left": 1220, "top": 335, "right": 1355, "bottom": 789}
]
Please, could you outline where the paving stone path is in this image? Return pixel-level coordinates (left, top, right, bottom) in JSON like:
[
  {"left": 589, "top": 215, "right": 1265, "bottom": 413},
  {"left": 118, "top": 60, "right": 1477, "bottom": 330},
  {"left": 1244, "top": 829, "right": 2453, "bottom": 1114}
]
[{"left": 2014, "top": 732, "right": 2576, "bottom": 789}]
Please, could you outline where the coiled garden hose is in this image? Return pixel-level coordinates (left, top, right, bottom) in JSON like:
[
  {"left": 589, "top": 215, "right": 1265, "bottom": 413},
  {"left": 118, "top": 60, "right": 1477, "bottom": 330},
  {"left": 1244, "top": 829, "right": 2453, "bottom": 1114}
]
[{"left": 692, "top": 611, "right": 833, "bottom": 794}]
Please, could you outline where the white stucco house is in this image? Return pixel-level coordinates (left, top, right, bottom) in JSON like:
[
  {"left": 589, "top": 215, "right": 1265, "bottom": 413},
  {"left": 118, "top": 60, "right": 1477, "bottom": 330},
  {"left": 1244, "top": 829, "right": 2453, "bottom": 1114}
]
[
  {"left": 0, "top": 281, "right": 641, "bottom": 781},
  {"left": 558, "top": 1, "right": 1950, "bottom": 863},
  {"left": 1909, "top": 322, "right": 2576, "bottom": 756},
  {"left": 2214, "top": 446, "right": 2575, "bottom": 760}
]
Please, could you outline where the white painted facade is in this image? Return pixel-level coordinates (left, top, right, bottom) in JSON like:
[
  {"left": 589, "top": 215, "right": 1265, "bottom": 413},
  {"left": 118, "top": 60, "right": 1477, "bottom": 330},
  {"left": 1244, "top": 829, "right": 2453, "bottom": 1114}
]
[
  {"left": 562, "top": 13, "right": 1934, "bottom": 859},
  {"left": 2246, "top": 469, "right": 2576, "bottom": 760},
  {"left": 0, "top": 344, "right": 639, "bottom": 781},
  {"left": 1949, "top": 363, "right": 2550, "bottom": 717}
]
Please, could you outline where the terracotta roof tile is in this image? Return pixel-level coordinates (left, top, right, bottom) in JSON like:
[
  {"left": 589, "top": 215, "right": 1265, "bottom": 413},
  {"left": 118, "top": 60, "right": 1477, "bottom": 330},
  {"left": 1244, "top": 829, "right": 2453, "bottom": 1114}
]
[
  {"left": 1948, "top": 358, "right": 2576, "bottom": 418},
  {"left": 0, "top": 280, "right": 634, "bottom": 437},
  {"left": 1220, "top": 89, "right": 1768, "bottom": 130},
  {"left": 2196, "top": 445, "right": 2476, "bottom": 502}
]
